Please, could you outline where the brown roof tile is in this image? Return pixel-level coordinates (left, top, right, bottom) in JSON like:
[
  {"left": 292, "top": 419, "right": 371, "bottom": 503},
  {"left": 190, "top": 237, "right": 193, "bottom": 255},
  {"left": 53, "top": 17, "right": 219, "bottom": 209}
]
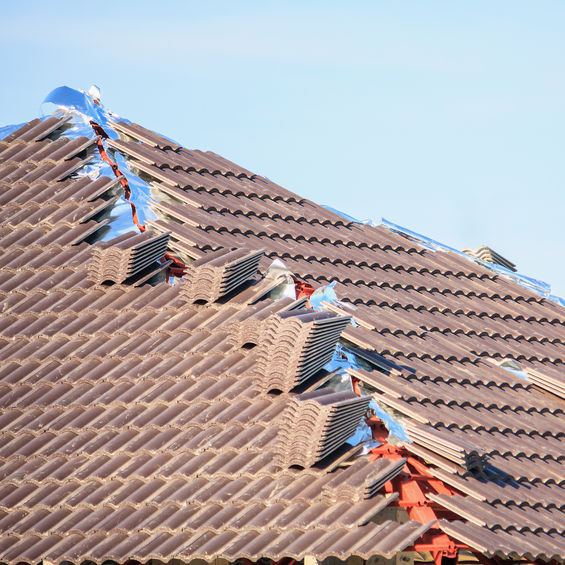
[
  {"left": 1, "top": 112, "right": 565, "bottom": 563},
  {"left": 0, "top": 118, "right": 436, "bottom": 563}
]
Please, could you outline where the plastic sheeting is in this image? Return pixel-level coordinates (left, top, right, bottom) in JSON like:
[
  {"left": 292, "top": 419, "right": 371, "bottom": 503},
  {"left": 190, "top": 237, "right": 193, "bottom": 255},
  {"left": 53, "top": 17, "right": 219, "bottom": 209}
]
[
  {"left": 264, "top": 259, "right": 297, "bottom": 300},
  {"left": 380, "top": 217, "right": 557, "bottom": 301},
  {"left": 315, "top": 206, "right": 564, "bottom": 306},
  {"left": 549, "top": 294, "right": 565, "bottom": 308},
  {"left": 110, "top": 148, "right": 157, "bottom": 235},
  {"left": 41, "top": 86, "right": 115, "bottom": 134},
  {"left": 37, "top": 85, "right": 159, "bottom": 242},
  {"left": 381, "top": 217, "right": 461, "bottom": 254},
  {"left": 309, "top": 282, "right": 358, "bottom": 328},
  {"left": 321, "top": 205, "right": 364, "bottom": 224},
  {"left": 498, "top": 359, "right": 530, "bottom": 381},
  {"left": 309, "top": 281, "right": 340, "bottom": 311}
]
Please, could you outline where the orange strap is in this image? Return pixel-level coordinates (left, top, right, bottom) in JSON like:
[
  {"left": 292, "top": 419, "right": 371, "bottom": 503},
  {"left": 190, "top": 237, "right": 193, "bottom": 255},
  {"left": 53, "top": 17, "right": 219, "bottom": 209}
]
[
  {"left": 164, "top": 252, "right": 187, "bottom": 277},
  {"left": 90, "top": 120, "right": 146, "bottom": 233},
  {"left": 89, "top": 120, "right": 189, "bottom": 277}
]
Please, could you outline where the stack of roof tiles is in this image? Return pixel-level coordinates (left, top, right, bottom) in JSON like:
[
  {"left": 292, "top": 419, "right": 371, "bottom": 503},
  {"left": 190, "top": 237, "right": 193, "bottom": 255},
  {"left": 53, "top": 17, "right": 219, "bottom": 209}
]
[
  {"left": 525, "top": 364, "right": 565, "bottom": 399},
  {"left": 88, "top": 230, "right": 170, "bottom": 284},
  {"left": 254, "top": 310, "right": 352, "bottom": 392},
  {"left": 99, "top": 118, "right": 565, "bottom": 562},
  {"left": 276, "top": 389, "right": 371, "bottom": 468},
  {"left": 322, "top": 457, "right": 408, "bottom": 503},
  {"left": 223, "top": 296, "right": 308, "bottom": 348},
  {"left": 0, "top": 116, "right": 436, "bottom": 564},
  {"left": 180, "top": 246, "right": 264, "bottom": 303},
  {"left": 462, "top": 244, "right": 517, "bottom": 272}
]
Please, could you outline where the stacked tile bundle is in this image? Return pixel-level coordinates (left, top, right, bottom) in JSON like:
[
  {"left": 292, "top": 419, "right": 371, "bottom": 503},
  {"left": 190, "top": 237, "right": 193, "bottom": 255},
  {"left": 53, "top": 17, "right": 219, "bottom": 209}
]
[
  {"left": 88, "top": 230, "right": 170, "bottom": 284},
  {"left": 254, "top": 310, "right": 351, "bottom": 392},
  {"left": 225, "top": 297, "right": 308, "bottom": 347},
  {"left": 181, "top": 247, "right": 264, "bottom": 303},
  {"left": 525, "top": 367, "right": 565, "bottom": 400},
  {"left": 276, "top": 389, "right": 371, "bottom": 468},
  {"left": 430, "top": 493, "right": 564, "bottom": 534},
  {"left": 402, "top": 421, "right": 487, "bottom": 471},
  {"left": 462, "top": 245, "right": 517, "bottom": 272},
  {"left": 322, "top": 457, "right": 407, "bottom": 502},
  {"left": 349, "top": 366, "right": 494, "bottom": 472}
]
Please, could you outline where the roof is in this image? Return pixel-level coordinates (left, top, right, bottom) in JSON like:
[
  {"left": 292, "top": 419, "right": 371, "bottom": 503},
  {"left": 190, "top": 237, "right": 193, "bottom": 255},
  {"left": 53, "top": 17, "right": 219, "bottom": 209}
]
[{"left": 0, "top": 93, "right": 565, "bottom": 564}]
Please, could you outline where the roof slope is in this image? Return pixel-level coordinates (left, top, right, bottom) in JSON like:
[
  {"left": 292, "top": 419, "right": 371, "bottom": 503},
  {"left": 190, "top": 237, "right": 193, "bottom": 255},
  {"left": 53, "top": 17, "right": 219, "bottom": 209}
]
[
  {"left": 107, "top": 119, "right": 565, "bottom": 561},
  {"left": 0, "top": 119, "right": 430, "bottom": 563},
  {"left": 1, "top": 107, "right": 565, "bottom": 563}
]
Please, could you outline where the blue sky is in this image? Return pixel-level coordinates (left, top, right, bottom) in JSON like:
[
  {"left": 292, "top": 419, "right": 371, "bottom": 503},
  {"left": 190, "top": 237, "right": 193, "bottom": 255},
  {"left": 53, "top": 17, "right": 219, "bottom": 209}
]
[{"left": 2, "top": 1, "right": 564, "bottom": 296}]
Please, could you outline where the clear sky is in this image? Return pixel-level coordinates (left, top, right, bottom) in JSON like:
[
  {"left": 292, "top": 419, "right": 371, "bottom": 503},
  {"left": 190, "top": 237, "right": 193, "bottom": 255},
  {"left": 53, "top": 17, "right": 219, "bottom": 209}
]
[{"left": 2, "top": 1, "right": 564, "bottom": 297}]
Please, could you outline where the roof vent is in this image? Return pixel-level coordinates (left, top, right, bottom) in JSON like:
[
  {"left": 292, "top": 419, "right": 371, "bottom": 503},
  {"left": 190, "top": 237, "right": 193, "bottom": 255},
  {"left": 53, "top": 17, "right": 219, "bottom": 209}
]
[
  {"left": 254, "top": 310, "right": 351, "bottom": 392},
  {"left": 462, "top": 245, "right": 517, "bottom": 272},
  {"left": 88, "top": 230, "right": 170, "bottom": 284},
  {"left": 180, "top": 247, "right": 264, "bottom": 303},
  {"left": 275, "top": 389, "right": 371, "bottom": 468}
]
